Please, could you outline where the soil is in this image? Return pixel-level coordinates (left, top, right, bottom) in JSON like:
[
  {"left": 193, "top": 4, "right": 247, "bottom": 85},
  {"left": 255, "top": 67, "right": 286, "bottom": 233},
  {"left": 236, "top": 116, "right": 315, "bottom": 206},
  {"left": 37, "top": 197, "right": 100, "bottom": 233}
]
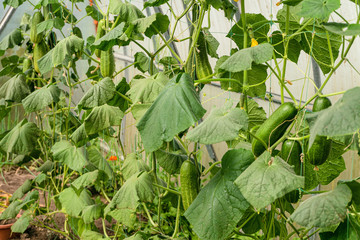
[{"left": 0, "top": 167, "right": 65, "bottom": 240}]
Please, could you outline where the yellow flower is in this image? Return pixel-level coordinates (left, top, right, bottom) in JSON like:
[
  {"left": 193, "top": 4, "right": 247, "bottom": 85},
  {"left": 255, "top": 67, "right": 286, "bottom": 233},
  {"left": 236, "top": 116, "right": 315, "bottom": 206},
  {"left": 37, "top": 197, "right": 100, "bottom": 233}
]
[{"left": 251, "top": 38, "right": 258, "bottom": 47}]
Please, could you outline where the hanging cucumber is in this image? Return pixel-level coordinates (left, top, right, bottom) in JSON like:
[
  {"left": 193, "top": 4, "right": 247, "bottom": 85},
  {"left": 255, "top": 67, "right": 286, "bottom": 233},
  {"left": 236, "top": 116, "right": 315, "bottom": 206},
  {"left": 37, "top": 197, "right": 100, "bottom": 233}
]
[
  {"left": 307, "top": 97, "right": 332, "bottom": 166},
  {"left": 195, "top": 31, "right": 213, "bottom": 80},
  {"left": 95, "top": 19, "right": 106, "bottom": 58},
  {"left": 180, "top": 160, "right": 199, "bottom": 210},
  {"left": 72, "top": 27, "right": 83, "bottom": 59},
  {"left": 33, "top": 40, "right": 48, "bottom": 73},
  {"left": 30, "top": 12, "right": 44, "bottom": 44},
  {"left": 252, "top": 102, "right": 298, "bottom": 157},
  {"left": 100, "top": 48, "right": 115, "bottom": 78},
  {"left": 23, "top": 58, "right": 32, "bottom": 74},
  {"left": 281, "top": 140, "right": 302, "bottom": 203}
]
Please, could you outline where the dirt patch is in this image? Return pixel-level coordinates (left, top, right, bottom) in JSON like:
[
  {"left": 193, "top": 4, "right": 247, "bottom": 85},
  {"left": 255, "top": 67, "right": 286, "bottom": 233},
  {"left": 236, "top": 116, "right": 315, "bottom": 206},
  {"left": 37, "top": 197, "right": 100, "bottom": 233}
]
[{"left": 0, "top": 167, "right": 65, "bottom": 240}]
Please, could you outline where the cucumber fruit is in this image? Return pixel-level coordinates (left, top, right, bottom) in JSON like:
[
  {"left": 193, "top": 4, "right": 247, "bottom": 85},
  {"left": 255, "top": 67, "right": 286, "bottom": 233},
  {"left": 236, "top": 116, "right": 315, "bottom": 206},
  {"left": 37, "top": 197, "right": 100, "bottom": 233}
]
[
  {"left": 252, "top": 102, "right": 298, "bottom": 157},
  {"left": 23, "top": 58, "right": 32, "bottom": 73},
  {"left": 30, "top": 12, "right": 44, "bottom": 44},
  {"left": 33, "top": 40, "right": 48, "bottom": 73},
  {"left": 100, "top": 48, "right": 115, "bottom": 78},
  {"left": 281, "top": 140, "right": 302, "bottom": 203},
  {"left": 180, "top": 160, "right": 199, "bottom": 210},
  {"left": 307, "top": 97, "right": 332, "bottom": 166},
  {"left": 95, "top": 19, "right": 106, "bottom": 58},
  {"left": 195, "top": 31, "right": 212, "bottom": 80}
]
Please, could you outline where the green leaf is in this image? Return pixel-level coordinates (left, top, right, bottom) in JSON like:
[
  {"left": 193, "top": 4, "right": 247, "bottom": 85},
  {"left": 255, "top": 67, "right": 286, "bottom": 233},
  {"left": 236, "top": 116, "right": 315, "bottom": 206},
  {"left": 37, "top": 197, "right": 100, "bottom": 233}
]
[
  {"left": 107, "top": 78, "right": 130, "bottom": 112},
  {"left": 122, "top": 153, "right": 150, "bottom": 180},
  {"left": 217, "top": 59, "right": 267, "bottom": 98},
  {"left": 323, "top": 22, "right": 360, "bottom": 36},
  {"left": 38, "top": 35, "right": 84, "bottom": 74},
  {"left": 131, "top": 103, "right": 152, "bottom": 122},
  {"left": 11, "top": 210, "right": 32, "bottom": 233},
  {"left": 272, "top": 30, "right": 302, "bottom": 63},
  {"left": 308, "top": 87, "right": 360, "bottom": 147},
  {"left": 338, "top": 180, "right": 360, "bottom": 207},
  {"left": 276, "top": 4, "right": 304, "bottom": 42},
  {"left": 91, "top": 23, "right": 127, "bottom": 51},
  {"left": 205, "top": 0, "right": 236, "bottom": 19},
  {"left": 203, "top": 29, "right": 220, "bottom": 59},
  {"left": 137, "top": 73, "right": 206, "bottom": 152},
  {"left": 81, "top": 230, "right": 108, "bottom": 240},
  {"left": 51, "top": 140, "right": 87, "bottom": 172},
  {"left": 228, "top": 14, "right": 270, "bottom": 49},
  {"left": 11, "top": 179, "right": 33, "bottom": 201},
  {"left": 72, "top": 170, "right": 101, "bottom": 190},
  {"left": 71, "top": 124, "right": 88, "bottom": 147},
  {"left": 3, "top": 0, "right": 26, "bottom": 8},
  {"left": 59, "top": 188, "right": 90, "bottom": 216},
  {"left": 282, "top": 0, "right": 303, "bottom": 6},
  {"left": 22, "top": 85, "right": 60, "bottom": 112},
  {"left": 36, "top": 18, "right": 64, "bottom": 33},
  {"left": 219, "top": 43, "right": 274, "bottom": 73},
  {"left": 143, "top": 0, "right": 169, "bottom": 8},
  {"left": 0, "top": 200, "right": 22, "bottom": 220},
  {"left": 85, "top": 5, "right": 102, "bottom": 21},
  {"left": 134, "top": 13, "right": 170, "bottom": 38},
  {"left": 186, "top": 102, "right": 248, "bottom": 144},
  {"left": 105, "top": 172, "right": 154, "bottom": 227},
  {"left": 133, "top": 52, "right": 156, "bottom": 74},
  {"left": 247, "top": 99, "right": 267, "bottom": 129},
  {"left": 0, "top": 99, "right": 10, "bottom": 122},
  {"left": 299, "top": 0, "right": 340, "bottom": 20},
  {"left": 0, "top": 119, "right": 39, "bottom": 155},
  {"left": 290, "top": 184, "right": 352, "bottom": 228},
  {"left": 301, "top": 24, "right": 342, "bottom": 74},
  {"left": 82, "top": 204, "right": 103, "bottom": 224},
  {"left": 84, "top": 104, "right": 124, "bottom": 135},
  {"left": 155, "top": 140, "right": 187, "bottom": 174},
  {"left": 185, "top": 148, "right": 253, "bottom": 240},
  {"left": 87, "top": 145, "right": 113, "bottom": 179},
  {"left": 235, "top": 152, "right": 304, "bottom": 210},
  {"left": 127, "top": 72, "right": 168, "bottom": 104},
  {"left": 77, "top": 77, "right": 115, "bottom": 110},
  {"left": 0, "top": 73, "right": 30, "bottom": 102},
  {"left": 320, "top": 215, "right": 360, "bottom": 240},
  {"left": 0, "top": 29, "right": 23, "bottom": 56},
  {"left": 109, "top": 0, "right": 145, "bottom": 20}
]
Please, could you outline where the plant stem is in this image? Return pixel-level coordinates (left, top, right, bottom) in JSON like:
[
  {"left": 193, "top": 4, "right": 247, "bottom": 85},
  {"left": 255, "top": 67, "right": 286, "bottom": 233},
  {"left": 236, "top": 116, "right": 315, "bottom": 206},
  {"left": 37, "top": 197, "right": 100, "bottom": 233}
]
[
  {"left": 194, "top": 78, "right": 242, "bottom": 86},
  {"left": 142, "top": 202, "right": 158, "bottom": 227},
  {"left": 240, "top": 0, "right": 249, "bottom": 112},
  {"left": 114, "top": 62, "right": 137, "bottom": 77},
  {"left": 171, "top": 195, "right": 181, "bottom": 238},
  {"left": 152, "top": 183, "right": 181, "bottom": 196},
  {"left": 202, "top": 161, "right": 221, "bottom": 176},
  {"left": 280, "top": 5, "right": 290, "bottom": 104}
]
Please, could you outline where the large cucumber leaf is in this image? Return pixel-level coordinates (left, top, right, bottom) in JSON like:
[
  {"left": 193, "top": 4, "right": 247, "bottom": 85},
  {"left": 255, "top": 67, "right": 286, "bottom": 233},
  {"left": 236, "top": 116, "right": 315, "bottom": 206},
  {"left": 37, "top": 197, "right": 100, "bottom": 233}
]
[{"left": 185, "top": 148, "right": 253, "bottom": 240}]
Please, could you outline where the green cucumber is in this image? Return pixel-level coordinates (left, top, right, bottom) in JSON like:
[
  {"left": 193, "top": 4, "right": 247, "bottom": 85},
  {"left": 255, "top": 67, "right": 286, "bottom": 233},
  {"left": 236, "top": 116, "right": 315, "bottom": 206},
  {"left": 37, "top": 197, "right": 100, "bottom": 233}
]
[
  {"left": 195, "top": 31, "right": 212, "bottom": 80},
  {"left": 23, "top": 58, "right": 32, "bottom": 73},
  {"left": 33, "top": 40, "right": 48, "bottom": 73},
  {"left": 307, "top": 97, "right": 332, "bottom": 166},
  {"left": 95, "top": 19, "right": 106, "bottom": 58},
  {"left": 72, "top": 27, "right": 83, "bottom": 58},
  {"left": 30, "top": 12, "right": 44, "bottom": 44},
  {"left": 252, "top": 102, "right": 298, "bottom": 157},
  {"left": 180, "top": 160, "right": 199, "bottom": 210},
  {"left": 281, "top": 140, "right": 302, "bottom": 203},
  {"left": 100, "top": 48, "right": 115, "bottom": 78}
]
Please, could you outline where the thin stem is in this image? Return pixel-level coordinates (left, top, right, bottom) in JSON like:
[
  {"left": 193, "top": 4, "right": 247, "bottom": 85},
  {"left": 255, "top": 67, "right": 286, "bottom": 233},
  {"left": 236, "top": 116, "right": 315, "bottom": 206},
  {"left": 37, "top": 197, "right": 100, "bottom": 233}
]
[
  {"left": 114, "top": 90, "right": 133, "bottom": 104},
  {"left": 171, "top": 195, "right": 181, "bottom": 238},
  {"left": 142, "top": 203, "right": 158, "bottom": 227},
  {"left": 133, "top": 40, "right": 152, "bottom": 57},
  {"left": 83, "top": 51, "right": 100, "bottom": 64},
  {"left": 114, "top": 62, "right": 137, "bottom": 77},
  {"left": 152, "top": 183, "right": 181, "bottom": 196},
  {"left": 280, "top": 5, "right": 290, "bottom": 104},
  {"left": 240, "top": 0, "right": 248, "bottom": 112},
  {"left": 194, "top": 78, "right": 242, "bottom": 86},
  {"left": 202, "top": 161, "right": 221, "bottom": 176}
]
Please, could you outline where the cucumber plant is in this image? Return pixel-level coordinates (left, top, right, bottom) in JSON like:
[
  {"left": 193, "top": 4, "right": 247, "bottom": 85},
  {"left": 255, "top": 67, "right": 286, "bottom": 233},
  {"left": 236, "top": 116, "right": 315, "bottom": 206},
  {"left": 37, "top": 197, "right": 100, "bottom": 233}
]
[{"left": 0, "top": 0, "right": 359, "bottom": 239}]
